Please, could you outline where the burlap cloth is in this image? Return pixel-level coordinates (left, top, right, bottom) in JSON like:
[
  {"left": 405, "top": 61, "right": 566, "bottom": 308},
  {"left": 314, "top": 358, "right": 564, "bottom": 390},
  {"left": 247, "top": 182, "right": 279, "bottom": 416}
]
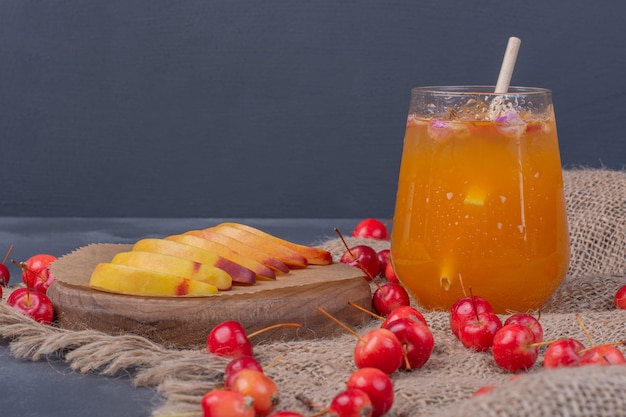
[{"left": 1, "top": 168, "right": 625, "bottom": 416}]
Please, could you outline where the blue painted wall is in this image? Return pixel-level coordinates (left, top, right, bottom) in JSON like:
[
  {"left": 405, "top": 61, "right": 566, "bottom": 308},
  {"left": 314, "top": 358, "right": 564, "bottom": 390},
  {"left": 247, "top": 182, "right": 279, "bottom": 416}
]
[{"left": 1, "top": 1, "right": 625, "bottom": 217}]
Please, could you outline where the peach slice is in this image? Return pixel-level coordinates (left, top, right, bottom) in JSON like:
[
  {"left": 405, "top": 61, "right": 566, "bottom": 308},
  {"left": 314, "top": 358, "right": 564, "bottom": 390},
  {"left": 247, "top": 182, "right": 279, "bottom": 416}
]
[
  {"left": 132, "top": 238, "right": 255, "bottom": 284},
  {"left": 215, "top": 222, "right": 332, "bottom": 265},
  {"left": 185, "top": 229, "right": 290, "bottom": 274},
  {"left": 164, "top": 234, "right": 276, "bottom": 281},
  {"left": 111, "top": 251, "right": 232, "bottom": 290},
  {"left": 206, "top": 224, "right": 308, "bottom": 269},
  {"left": 89, "top": 263, "right": 218, "bottom": 296}
]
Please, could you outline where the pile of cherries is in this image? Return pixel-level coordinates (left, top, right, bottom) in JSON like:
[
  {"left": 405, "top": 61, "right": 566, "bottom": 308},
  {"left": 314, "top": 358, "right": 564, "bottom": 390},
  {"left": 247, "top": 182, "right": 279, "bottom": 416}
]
[{"left": 0, "top": 245, "right": 57, "bottom": 325}]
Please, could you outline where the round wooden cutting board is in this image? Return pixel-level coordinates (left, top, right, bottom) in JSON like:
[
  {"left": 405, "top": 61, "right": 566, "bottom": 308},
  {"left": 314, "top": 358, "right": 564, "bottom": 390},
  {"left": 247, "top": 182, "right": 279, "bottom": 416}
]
[{"left": 48, "top": 243, "right": 372, "bottom": 349}]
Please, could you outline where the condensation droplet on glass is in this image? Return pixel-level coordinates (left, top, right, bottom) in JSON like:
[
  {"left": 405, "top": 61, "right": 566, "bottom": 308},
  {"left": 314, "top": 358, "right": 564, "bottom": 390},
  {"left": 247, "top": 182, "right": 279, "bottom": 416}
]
[
  {"left": 499, "top": 195, "right": 507, "bottom": 204},
  {"left": 440, "top": 276, "right": 452, "bottom": 291},
  {"left": 517, "top": 225, "right": 525, "bottom": 233},
  {"left": 534, "top": 172, "right": 540, "bottom": 179},
  {"left": 446, "top": 192, "right": 454, "bottom": 200},
  {"left": 464, "top": 214, "right": 470, "bottom": 219},
  {"left": 497, "top": 222, "right": 503, "bottom": 230},
  {"left": 425, "top": 197, "right": 429, "bottom": 203}
]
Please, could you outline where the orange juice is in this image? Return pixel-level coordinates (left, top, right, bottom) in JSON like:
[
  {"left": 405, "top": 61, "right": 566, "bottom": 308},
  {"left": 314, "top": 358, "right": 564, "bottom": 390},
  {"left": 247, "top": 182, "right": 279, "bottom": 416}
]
[{"left": 390, "top": 86, "right": 570, "bottom": 313}]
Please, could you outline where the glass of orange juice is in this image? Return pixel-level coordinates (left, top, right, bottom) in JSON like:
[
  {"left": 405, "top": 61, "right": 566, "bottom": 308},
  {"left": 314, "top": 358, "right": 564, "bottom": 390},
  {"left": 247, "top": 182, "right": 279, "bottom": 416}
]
[{"left": 390, "top": 86, "right": 570, "bottom": 313}]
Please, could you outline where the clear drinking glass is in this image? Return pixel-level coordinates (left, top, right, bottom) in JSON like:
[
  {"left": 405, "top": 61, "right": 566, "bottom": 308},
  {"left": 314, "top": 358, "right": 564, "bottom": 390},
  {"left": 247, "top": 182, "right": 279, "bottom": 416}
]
[{"left": 390, "top": 86, "right": 570, "bottom": 313}]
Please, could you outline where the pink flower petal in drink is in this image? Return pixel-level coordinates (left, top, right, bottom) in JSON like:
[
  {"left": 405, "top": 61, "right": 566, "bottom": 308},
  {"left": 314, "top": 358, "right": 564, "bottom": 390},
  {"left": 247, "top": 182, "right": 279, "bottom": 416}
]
[
  {"left": 495, "top": 111, "right": 527, "bottom": 138},
  {"left": 428, "top": 120, "right": 468, "bottom": 144}
]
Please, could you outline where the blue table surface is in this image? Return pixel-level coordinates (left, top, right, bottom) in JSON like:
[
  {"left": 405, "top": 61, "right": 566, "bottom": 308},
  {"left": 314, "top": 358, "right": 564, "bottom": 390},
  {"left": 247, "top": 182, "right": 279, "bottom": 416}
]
[{"left": 0, "top": 217, "right": 359, "bottom": 417}]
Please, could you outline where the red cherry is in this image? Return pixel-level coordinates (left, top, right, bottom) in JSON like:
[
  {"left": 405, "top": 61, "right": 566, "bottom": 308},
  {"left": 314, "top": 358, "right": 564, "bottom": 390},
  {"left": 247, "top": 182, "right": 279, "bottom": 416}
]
[
  {"left": 614, "top": 285, "right": 626, "bottom": 309},
  {"left": 231, "top": 369, "right": 279, "bottom": 417},
  {"left": 449, "top": 295, "right": 494, "bottom": 338},
  {"left": 503, "top": 313, "right": 543, "bottom": 343},
  {"left": 543, "top": 338, "right": 585, "bottom": 368},
  {"left": 383, "top": 262, "right": 399, "bottom": 283},
  {"left": 201, "top": 389, "right": 255, "bottom": 417},
  {"left": 372, "top": 283, "right": 411, "bottom": 316},
  {"left": 0, "top": 244, "right": 14, "bottom": 286},
  {"left": 384, "top": 317, "right": 434, "bottom": 370},
  {"left": 0, "top": 263, "right": 10, "bottom": 287},
  {"left": 382, "top": 305, "right": 427, "bottom": 328},
  {"left": 376, "top": 250, "right": 391, "bottom": 276},
  {"left": 346, "top": 367, "right": 394, "bottom": 417},
  {"left": 354, "top": 328, "right": 403, "bottom": 375},
  {"left": 206, "top": 320, "right": 253, "bottom": 358},
  {"left": 580, "top": 344, "right": 626, "bottom": 366},
  {"left": 6, "top": 288, "right": 55, "bottom": 325},
  {"left": 458, "top": 311, "right": 502, "bottom": 352},
  {"left": 340, "top": 245, "right": 380, "bottom": 281},
  {"left": 352, "top": 219, "right": 389, "bottom": 240},
  {"left": 224, "top": 356, "right": 263, "bottom": 388},
  {"left": 328, "top": 387, "right": 373, "bottom": 417},
  {"left": 19, "top": 254, "right": 58, "bottom": 294},
  {"left": 491, "top": 323, "right": 539, "bottom": 372}
]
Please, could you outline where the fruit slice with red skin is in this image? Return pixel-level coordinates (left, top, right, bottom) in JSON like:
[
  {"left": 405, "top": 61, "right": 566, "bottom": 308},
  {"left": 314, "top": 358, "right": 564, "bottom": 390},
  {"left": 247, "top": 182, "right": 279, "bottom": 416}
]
[
  {"left": 201, "top": 389, "right": 255, "bottom": 417},
  {"left": 543, "top": 338, "right": 585, "bottom": 368},
  {"left": 206, "top": 320, "right": 253, "bottom": 358},
  {"left": 111, "top": 251, "right": 232, "bottom": 290},
  {"left": 328, "top": 388, "right": 373, "bottom": 417},
  {"left": 185, "top": 229, "right": 290, "bottom": 273},
  {"left": 354, "top": 328, "right": 403, "bottom": 375},
  {"left": 206, "top": 224, "right": 309, "bottom": 268},
  {"left": 352, "top": 218, "right": 389, "bottom": 240},
  {"left": 231, "top": 369, "right": 279, "bottom": 417},
  {"left": 384, "top": 317, "right": 434, "bottom": 370},
  {"left": 165, "top": 234, "right": 275, "bottom": 280},
  {"left": 346, "top": 367, "right": 394, "bottom": 417},
  {"left": 491, "top": 323, "right": 539, "bottom": 372},
  {"left": 133, "top": 238, "right": 255, "bottom": 284},
  {"left": 213, "top": 222, "right": 332, "bottom": 265},
  {"left": 89, "top": 263, "right": 218, "bottom": 296},
  {"left": 580, "top": 344, "right": 626, "bottom": 366},
  {"left": 7, "top": 288, "right": 55, "bottom": 325}
]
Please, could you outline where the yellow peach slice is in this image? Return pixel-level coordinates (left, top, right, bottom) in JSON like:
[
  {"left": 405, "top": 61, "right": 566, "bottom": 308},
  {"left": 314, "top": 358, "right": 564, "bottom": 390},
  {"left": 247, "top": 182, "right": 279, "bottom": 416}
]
[
  {"left": 206, "top": 224, "right": 308, "bottom": 269},
  {"left": 214, "top": 222, "right": 332, "bottom": 265},
  {"left": 89, "top": 263, "right": 218, "bottom": 296},
  {"left": 185, "top": 229, "right": 290, "bottom": 274},
  {"left": 164, "top": 234, "right": 276, "bottom": 281},
  {"left": 111, "top": 251, "right": 232, "bottom": 290},
  {"left": 132, "top": 238, "right": 255, "bottom": 284}
]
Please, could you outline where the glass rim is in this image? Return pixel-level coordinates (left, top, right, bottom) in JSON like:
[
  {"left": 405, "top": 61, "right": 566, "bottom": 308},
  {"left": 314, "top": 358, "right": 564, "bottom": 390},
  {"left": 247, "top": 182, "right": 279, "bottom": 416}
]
[{"left": 411, "top": 85, "right": 551, "bottom": 95}]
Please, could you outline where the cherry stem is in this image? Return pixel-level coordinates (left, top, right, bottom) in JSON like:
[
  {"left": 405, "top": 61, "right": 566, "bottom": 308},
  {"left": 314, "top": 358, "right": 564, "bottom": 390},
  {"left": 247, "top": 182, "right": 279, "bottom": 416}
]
[
  {"left": 575, "top": 314, "right": 595, "bottom": 347},
  {"left": 10, "top": 259, "right": 47, "bottom": 285},
  {"left": 347, "top": 301, "right": 385, "bottom": 321},
  {"left": 402, "top": 343, "right": 411, "bottom": 371},
  {"left": 469, "top": 287, "right": 479, "bottom": 321},
  {"left": 2, "top": 244, "right": 14, "bottom": 265},
  {"left": 316, "top": 306, "right": 363, "bottom": 342},
  {"left": 262, "top": 353, "right": 287, "bottom": 371},
  {"left": 247, "top": 323, "right": 301, "bottom": 339},
  {"left": 579, "top": 340, "right": 625, "bottom": 354},
  {"left": 333, "top": 227, "right": 381, "bottom": 289},
  {"left": 296, "top": 394, "right": 327, "bottom": 412}
]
